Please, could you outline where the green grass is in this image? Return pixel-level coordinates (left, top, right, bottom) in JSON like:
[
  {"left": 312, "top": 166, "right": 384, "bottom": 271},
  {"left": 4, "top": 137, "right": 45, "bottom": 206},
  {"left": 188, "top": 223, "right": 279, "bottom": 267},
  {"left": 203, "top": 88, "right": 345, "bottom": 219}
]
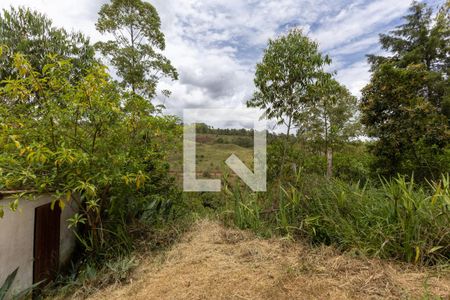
[
  {"left": 170, "top": 136, "right": 253, "bottom": 176},
  {"left": 222, "top": 173, "right": 450, "bottom": 265},
  {"left": 168, "top": 133, "right": 449, "bottom": 266}
]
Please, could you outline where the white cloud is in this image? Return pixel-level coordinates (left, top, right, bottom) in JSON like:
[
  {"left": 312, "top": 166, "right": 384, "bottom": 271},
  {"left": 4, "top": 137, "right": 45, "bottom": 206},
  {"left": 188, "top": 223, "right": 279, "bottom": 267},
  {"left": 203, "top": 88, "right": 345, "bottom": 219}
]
[
  {"left": 335, "top": 60, "right": 371, "bottom": 97},
  {"left": 0, "top": 0, "right": 418, "bottom": 130},
  {"left": 331, "top": 36, "right": 380, "bottom": 56},
  {"left": 311, "top": 0, "right": 411, "bottom": 51},
  {"left": 0, "top": 0, "right": 107, "bottom": 41}
]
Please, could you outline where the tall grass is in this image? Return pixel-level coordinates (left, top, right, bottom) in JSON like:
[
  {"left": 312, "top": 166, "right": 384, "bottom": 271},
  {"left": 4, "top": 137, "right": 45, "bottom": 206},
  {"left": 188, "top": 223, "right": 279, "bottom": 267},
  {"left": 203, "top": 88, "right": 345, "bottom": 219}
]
[
  {"left": 224, "top": 173, "right": 450, "bottom": 265},
  {"left": 222, "top": 184, "right": 264, "bottom": 233}
]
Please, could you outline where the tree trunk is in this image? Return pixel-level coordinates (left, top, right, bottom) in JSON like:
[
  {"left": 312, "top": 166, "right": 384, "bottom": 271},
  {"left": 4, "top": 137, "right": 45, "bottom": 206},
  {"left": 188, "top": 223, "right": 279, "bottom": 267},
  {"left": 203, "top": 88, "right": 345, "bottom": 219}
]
[
  {"left": 278, "top": 114, "right": 292, "bottom": 178},
  {"left": 130, "top": 24, "right": 136, "bottom": 94},
  {"left": 326, "top": 147, "right": 333, "bottom": 178}
]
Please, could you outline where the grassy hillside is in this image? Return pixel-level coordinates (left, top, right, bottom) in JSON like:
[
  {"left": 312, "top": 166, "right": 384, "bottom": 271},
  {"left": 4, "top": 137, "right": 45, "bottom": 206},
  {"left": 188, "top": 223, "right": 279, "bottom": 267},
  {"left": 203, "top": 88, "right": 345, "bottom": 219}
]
[{"left": 170, "top": 134, "right": 254, "bottom": 177}]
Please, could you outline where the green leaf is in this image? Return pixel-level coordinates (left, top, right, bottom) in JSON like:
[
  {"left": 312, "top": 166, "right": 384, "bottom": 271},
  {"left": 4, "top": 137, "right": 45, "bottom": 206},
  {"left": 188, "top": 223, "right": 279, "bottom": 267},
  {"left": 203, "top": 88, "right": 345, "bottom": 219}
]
[
  {"left": 9, "top": 199, "right": 18, "bottom": 212},
  {"left": 427, "top": 246, "right": 444, "bottom": 254},
  {"left": 0, "top": 267, "right": 18, "bottom": 300}
]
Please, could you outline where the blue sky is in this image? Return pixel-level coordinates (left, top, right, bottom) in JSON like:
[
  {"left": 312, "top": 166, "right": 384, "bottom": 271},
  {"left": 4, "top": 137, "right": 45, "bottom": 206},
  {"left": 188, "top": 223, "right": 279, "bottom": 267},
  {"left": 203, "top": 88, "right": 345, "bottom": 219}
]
[{"left": 0, "top": 0, "right": 443, "bottom": 129}]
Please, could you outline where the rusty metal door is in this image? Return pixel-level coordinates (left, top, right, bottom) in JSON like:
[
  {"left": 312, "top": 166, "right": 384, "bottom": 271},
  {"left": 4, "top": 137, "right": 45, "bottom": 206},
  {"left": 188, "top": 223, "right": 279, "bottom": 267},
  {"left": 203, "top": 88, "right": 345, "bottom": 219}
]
[{"left": 33, "top": 202, "right": 61, "bottom": 285}]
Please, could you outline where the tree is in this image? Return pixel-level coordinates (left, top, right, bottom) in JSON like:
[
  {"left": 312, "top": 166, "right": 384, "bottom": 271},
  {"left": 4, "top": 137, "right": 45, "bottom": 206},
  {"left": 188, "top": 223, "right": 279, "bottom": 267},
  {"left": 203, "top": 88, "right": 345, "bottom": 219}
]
[
  {"left": 296, "top": 78, "right": 360, "bottom": 178},
  {"left": 95, "top": 0, "right": 178, "bottom": 103},
  {"left": 248, "top": 28, "right": 331, "bottom": 174},
  {"left": 0, "top": 50, "right": 181, "bottom": 254},
  {"left": 361, "top": 1, "right": 449, "bottom": 180},
  {"left": 0, "top": 6, "right": 96, "bottom": 81}
]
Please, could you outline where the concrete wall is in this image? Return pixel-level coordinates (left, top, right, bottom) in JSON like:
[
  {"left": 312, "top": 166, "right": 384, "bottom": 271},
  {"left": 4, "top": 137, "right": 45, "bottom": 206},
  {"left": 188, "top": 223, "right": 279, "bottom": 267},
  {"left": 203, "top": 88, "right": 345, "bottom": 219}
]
[{"left": 0, "top": 194, "right": 77, "bottom": 295}]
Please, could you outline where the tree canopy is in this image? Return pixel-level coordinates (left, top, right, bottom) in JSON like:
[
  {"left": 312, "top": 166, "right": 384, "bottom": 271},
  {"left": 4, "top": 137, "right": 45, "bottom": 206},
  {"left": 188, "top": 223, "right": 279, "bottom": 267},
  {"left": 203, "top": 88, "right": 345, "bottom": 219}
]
[
  {"left": 95, "top": 0, "right": 178, "bottom": 103},
  {"left": 361, "top": 1, "right": 450, "bottom": 180},
  {"left": 296, "top": 78, "right": 360, "bottom": 177},
  {"left": 0, "top": 50, "right": 181, "bottom": 252},
  {"left": 0, "top": 6, "right": 96, "bottom": 81},
  {"left": 247, "top": 28, "right": 361, "bottom": 177},
  {"left": 248, "top": 28, "right": 331, "bottom": 137}
]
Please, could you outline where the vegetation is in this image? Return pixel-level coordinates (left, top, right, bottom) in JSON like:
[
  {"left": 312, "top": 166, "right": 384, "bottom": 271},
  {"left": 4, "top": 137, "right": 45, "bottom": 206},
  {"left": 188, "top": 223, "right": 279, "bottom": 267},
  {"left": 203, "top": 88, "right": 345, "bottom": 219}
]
[
  {"left": 95, "top": 0, "right": 178, "bottom": 103},
  {"left": 361, "top": 1, "right": 450, "bottom": 181},
  {"left": 0, "top": 6, "right": 96, "bottom": 82},
  {"left": 248, "top": 29, "right": 332, "bottom": 176},
  {"left": 0, "top": 51, "right": 183, "bottom": 256},
  {"left": 0, "top": 0, "right": 185, "bottom": 278},
  {"left": 0, "top": 268, "right": 37, "bottom": 299},
  {"left": 0, "top": 0, "right": 449, "bottom": 297},
  {"left": 220, "top": 0, "right": 450, "bottom": 267},
  {"left": 0, "top": 1, "right": 187, "bottom": 295},
  {"left": 296, "top": 78, "right": 360, "bottom": 178},
  {"left": 0, "top": 268, "right": 18, "bottom": 300},
  {"left": 248, "top": 29, "right": 331, "bottom": 136},
  {"left": 171, "top": 138, "right": 253, "bottom": 176},
  {"left": 222, "top": 173, "right": 450, "bottom": 265}
]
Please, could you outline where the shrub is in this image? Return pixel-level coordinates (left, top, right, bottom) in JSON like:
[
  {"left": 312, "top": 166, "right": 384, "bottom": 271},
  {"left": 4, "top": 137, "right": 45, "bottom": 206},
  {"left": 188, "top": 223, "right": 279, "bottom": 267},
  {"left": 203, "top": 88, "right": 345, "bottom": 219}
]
[
  {"left": 232, "top": 136, "right": 253, "bottom": 148},
  {"left": 224, "top": 173, "right": 450, "bottom": 265},
  {"left": 0, "top": 52, "right": 183, "bottom": 258}
]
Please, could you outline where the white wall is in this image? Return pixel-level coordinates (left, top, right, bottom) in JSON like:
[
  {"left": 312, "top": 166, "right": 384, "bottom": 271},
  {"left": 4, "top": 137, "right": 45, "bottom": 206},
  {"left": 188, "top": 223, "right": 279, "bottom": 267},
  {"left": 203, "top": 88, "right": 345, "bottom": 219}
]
[{"left": 0, "top": 194, "right": 77, "bottom": 296}]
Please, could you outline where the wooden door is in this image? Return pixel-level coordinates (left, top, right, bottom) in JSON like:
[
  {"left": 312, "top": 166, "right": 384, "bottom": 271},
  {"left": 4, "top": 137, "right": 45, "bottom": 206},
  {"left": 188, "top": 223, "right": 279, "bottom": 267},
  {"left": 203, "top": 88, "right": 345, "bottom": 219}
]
[{"left": 33, "top": 202, "right": 61, "bottom": 285}]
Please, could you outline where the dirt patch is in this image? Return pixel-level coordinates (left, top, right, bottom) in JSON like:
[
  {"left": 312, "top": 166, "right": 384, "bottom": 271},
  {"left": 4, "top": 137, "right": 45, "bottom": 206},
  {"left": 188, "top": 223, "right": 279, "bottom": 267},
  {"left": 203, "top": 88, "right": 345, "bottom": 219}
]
[{"left": 84, "top": 220, "right": 449, "bottom": 300}]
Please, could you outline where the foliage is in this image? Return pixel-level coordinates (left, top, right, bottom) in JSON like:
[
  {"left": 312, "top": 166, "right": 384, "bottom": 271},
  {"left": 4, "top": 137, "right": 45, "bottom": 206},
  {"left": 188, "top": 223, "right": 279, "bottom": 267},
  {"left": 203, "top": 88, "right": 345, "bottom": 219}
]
[
  {"left": 41, "top": 255, "right": 137, "bottom": 298},
  {"left": 95, "top": 0, "right": 178, "bottom": 102},
  {"left": 248, "top": 28, "right": 332, "bottom": 177},
  {"left": 248, "top": 28, "right": 330, "bottom": 135},
  {"left": 224, "top": 173, "right": 450, "bottom": 265},
  {"left": 296, "top": 77, "right": 360, "bottom": 177},
  {"left": 0, "top": 268, "right": 17, "bottom": 300},
  {"left": 231, "top": 136, "right": 253, "bottom": 148},
  {"left": 223, "top": 185, "right": 264, "bottom": 233},
  {"left": 361, "top": 1, "right": 450, "bottom": 181},
  {"left": 266, "top": 137, "right": 372, "bottom": 183},
  {"left": 40, "top": 210, "right": 195, "bottom": 299},
  {"left": 332, "top": 143, "right": 374, "bottom": 183},
  {"left": 0, "top": 267, "right": 39, "bottom": 300},
  {"left": 195, "top": 123, "right": 254, "bottom": 136},
  {"left": 297, "top": 79, "right": 360, "bottom": 148},
  {"left": 0, "top": 6, "right": 96, "bottom": 82},
  {"left": 169, "top": 140, "right": 254, "bottom": 176},
  {"left": 0, "top": 52, "right": 182, "bottom": 257}
]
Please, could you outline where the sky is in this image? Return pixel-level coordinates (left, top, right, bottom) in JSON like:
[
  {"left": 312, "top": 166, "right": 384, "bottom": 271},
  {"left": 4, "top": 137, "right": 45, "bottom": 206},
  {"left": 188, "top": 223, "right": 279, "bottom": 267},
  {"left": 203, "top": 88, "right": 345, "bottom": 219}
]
[{"left": 0, "top": 0, "right": 442, "bottom": 129}]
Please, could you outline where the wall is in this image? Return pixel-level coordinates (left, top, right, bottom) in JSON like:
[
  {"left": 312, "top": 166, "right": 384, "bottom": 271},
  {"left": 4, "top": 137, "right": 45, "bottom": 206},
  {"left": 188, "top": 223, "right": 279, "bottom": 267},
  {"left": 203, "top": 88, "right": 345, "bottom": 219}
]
[{"left": 0, "top": 194, "right": 77, "bottom": 295}]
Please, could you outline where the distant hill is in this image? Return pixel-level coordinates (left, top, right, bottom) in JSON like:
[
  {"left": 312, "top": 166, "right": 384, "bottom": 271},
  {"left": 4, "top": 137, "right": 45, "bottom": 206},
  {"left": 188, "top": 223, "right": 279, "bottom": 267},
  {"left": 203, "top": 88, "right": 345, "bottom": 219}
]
[{"left": 169, "top": 133, "right": 253, "bottom": 178}]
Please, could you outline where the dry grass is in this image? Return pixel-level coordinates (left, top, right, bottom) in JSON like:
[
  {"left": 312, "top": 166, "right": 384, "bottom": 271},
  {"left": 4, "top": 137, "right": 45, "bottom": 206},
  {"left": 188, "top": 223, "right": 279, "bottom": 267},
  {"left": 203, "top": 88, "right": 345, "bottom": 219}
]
[{"left": 81, "top": 220, "right": 449, "bottom": 300}]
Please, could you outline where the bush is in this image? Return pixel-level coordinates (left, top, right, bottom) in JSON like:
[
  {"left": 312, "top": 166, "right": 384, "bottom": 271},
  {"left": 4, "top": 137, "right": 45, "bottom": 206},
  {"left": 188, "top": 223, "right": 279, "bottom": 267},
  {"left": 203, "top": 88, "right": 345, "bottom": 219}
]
[
  {"left": 0, "top": 52, "right": 184, "bottom": 259},
  {"left": 333, "top": 143, "right": 374, "bottom": 183},
  {"left": 267, "top": 139, "right": 325, "bottom": 181},
  {"left": 224, "top": 173, "right": 450, "bottom": 265},
  {"left": 231, "top": 136, "right": 253, "bottom": 148}
]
